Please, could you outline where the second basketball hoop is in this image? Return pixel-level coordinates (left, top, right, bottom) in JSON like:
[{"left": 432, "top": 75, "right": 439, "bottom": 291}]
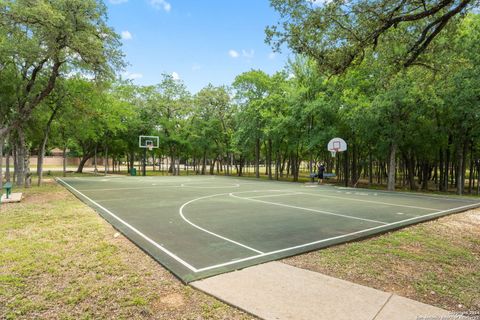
[{"left": 327, "top": 137, "right": 347, "bottom": 157}]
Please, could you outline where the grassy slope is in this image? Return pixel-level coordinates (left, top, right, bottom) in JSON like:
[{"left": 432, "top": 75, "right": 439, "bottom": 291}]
[
  {"left": 0, "top": 182, "right": 254, "bottom": 320},
  {"left": 284, "top": 209, "right": 480, "bottom": 311}
]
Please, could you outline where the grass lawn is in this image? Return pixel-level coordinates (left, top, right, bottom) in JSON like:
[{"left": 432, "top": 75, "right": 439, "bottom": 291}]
[
  {"left": 2, "top": 178, "right": 479, "bottom": 318},
  {"left": 0, "top": 180, "right": 255, "bottom": 320},
  {"left": 284, "top": 208, "right": 480, "bottom": 311}
]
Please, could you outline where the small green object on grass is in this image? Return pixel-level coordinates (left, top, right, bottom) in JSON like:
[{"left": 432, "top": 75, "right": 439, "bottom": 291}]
[{"left": 4, "top": 182, "right": 12, "bottom": 198}]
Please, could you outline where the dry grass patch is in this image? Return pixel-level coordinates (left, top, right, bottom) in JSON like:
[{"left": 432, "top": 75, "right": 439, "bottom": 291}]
[
  {"left": 0, "top": 180, "right": 255, "bottom": 320},
  {"left": 283, "top": 208, "right": 480, "bottom": 311}
]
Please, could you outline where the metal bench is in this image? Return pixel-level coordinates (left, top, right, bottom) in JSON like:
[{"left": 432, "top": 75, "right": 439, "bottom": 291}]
[
  {"left": 309, "top": 173, "right": 337, "bottom": 179},
  {"left": 323, "top": 173, "right": 336, "bottom": 179}
]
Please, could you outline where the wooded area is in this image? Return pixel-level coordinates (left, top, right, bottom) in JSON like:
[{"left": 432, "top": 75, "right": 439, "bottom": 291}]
[{"left": 1, "top": 0, "right": 479, "bottom": 195}]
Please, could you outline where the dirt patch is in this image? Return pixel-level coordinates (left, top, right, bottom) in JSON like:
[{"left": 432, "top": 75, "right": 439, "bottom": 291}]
[
  {"left": 22, "top": 191, "right": 70, "bottom": 205},
  {"left": 160, "top": 293, "right": 185, "bottom": 307}
]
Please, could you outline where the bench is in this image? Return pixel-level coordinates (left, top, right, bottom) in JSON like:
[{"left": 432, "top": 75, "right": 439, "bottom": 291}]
[
  {"left": 2, "top": 182, "right": 12, "bottom": 199},
  {"left": 324, "top": 173, "right": 336, "bottom": 179},
  {"left": 309, "top": 173, "right": 337, "bottom": 179}
]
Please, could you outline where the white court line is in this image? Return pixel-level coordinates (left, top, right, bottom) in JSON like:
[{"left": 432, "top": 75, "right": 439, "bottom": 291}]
[
  {"left": 57, "top": 178, "right": 480, "bottom": 274},
  {"left": 229, "top": 193, "right": 388, "bottom": 225},
  {"left": 96, "top": 196, "right": 156, "bottom": 203},
  {"left": 56, "top": 178, "right": 199, "bottom": 272},
  {"left": 180, "top": 183, "right": 241, "bottom": 189},
  {"left": 246, "top": 192, "right": 303, "bottom": 199},
  {"left": 76, "top": 185, "right": 184, "bottom": 192},
  {"left": 300, "top": 192, "right": 439, "bottom": 211},
  {"left": 334, "top": 186, "right": 476, "bottom": 203},
  {"left": 179, "top": 194, "right": 264, "bottom": 254},
  {"left": 195, "top": 201, "right": 480, "bottom": 272}
]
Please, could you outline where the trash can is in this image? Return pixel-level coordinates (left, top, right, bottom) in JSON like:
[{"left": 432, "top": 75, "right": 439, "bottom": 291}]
[{"left": 130, "top": 168, "right": 137, "bottom": 176}]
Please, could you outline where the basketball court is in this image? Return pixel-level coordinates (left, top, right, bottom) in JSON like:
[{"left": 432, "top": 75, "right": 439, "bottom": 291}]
[{"left": 57, "top": 175, "right": 480, "bottom": 283}]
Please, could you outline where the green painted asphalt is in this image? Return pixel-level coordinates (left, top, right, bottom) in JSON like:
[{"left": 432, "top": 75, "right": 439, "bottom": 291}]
[{"left": 57, "top": 175, "right": 480, "bottom": 282}]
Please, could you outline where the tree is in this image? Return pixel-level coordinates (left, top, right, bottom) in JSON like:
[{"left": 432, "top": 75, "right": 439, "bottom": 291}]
[
  {"left": 53, "top": 80, "right": 130, "bottom": 173},
  {"left": 190, "top": 84, "right": 232, "bottom": 175},
  {"left": 266, "top": 0, "right": 474, "bottom": 75},
  {"left": 0, "top": 0, "right": 123, "bottom": 185},
  {"left": 145, "top": 74, "right": 191, "bottom": 175}
]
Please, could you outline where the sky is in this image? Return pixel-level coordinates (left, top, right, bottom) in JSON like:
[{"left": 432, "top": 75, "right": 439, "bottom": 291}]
[{"left": 105, "top": 0, "right": 292, "bottom": 93}]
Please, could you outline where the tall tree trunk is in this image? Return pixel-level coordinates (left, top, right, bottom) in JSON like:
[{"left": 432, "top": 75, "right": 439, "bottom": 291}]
[
  {"left": 6, "top": 147, "right": 11, "bottom": 182},
  {"left": 368, "top": 151, "right": 373, "bottom": 186},
  {"left": 344, "top": 151, "right": 349, "bottom": 187},
  {"left": 255, "top": 138, "right": 260, "bottom": 178},
  {"left": 104, "top": 143, "right": 108, "bottom": 176},
  {"left": 94, "top": 145, "right": 98, "bottom": 175},
  {"left": 129, "top": 151, "right": 135, "bottom": 173},
  {"left": 37, "top": 106, "right": 59, "bottom": 186},
  {"left": 407, "top": 153, "right": 416, "bottom": 190},
  {"left": 351, "top": 144, "right": 357, "bottom": 185},
  {"left": 13, "top": 143, "right": 17, "bottom": 183},
  {"left": 238, "top": 155, "right": 244, "bottom": 177},
  {"left": 421, "top": 161, "right": 429, "bottom": 191},
  {"left": 468, "top": 143, "right": 474, "bottom": 194},
  {"left": 202, "top": 150, "right": 207, "bottom": 175},
  {"left": 24, "top": 146, "right": 31, "bottom": 187},
  {"left": 62, "top": 145, "right": 67, "bottom": 177},
  {"left": 439, "top": 149, "right": 444, "bottom": 192},
  {"left": 387, "top": 142, "right": 397, "bottom": 191},
  {"left": 267, "top": 139, "right": 273, "bottom": 180},
  {"left": 37, "top": 141, "right": 45, "bottom": 185},
  {"left": 77, "top": 156, "right": 89, "bottom": 174},
  {"left": 210, "top": 158, "right": 217, "bottom": 175},
  {"left": 444, "top": 144, "right": 451, "bottom": 192},
  {"left": 275, "top": 150, "right": 280, "bottom": 181},
  {"left": 76, "top": 147, "right": 95, "bottom": 174},
  {"left": 456, "top": 142, "right": 464, "bottom": 195},
  {"left": 16, "top": 129, "right": 26, "bottom": 187}
]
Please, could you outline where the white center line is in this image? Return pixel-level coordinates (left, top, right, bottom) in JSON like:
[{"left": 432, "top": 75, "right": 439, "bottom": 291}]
[
  {"left": 229, "top": 193, "right": 388, "bottom": 225},
  {"left": 300, "top": 192, "right": 439, "bottom": 211},
  {"left": 246, "top": 192, "right": 303, "bottom": 199}
]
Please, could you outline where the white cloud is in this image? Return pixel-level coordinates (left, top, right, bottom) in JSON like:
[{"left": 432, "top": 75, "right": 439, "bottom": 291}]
[
  {"left": 121, "top": 30, "right": 132, "bottom": 40},
  {"left": 109, "top": 0, "right": 128, "bottom": 4},
  {"left": 242, "top": 49, "right": 255, "bottom": 59},
  {"left": 149, "top": 0, "right": 171, "bottom": 12},
  {"left": 123, "top": 72, "right": 143, "bottom": 80},
  {"left": 228, "top": 50, "right": 239, "bottom": 58},
  {"left": 171, "top": 71, "right": 180, "bottom": 80},
  {"left": 192, "top": 63, "right": 202, "bottom": 71},
  {"left": 268, "top": 52, "right": 276, "bottom": 60}
]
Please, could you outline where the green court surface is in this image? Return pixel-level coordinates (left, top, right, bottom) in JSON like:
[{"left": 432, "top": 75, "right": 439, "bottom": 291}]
[{"left": 57, "top": 176, "right": 480, "bottom": 283}]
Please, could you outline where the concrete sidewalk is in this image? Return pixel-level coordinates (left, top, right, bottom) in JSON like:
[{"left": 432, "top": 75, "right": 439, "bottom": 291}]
[{"left": 192, "top": 262, "right": 456, "bottom": 320}]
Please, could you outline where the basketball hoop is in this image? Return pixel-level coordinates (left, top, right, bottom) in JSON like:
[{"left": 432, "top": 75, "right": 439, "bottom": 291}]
[
  {"left": 147, "top": 144, "right": 153, "bottom": 151},
  {"left": 327, "top": 138, "right": 347, "bottom": 158}
]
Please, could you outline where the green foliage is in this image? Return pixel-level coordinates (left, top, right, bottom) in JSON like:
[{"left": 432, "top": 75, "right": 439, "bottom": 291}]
[
  {"left": 266, "top": 0, "right": 473, "bottom": 74},
  {"left": 0, "top": 0, "right": 124, "bottom": 137}
]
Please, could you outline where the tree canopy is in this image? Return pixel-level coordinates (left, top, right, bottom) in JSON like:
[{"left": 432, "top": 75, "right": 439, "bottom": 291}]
[
  {"left": 1, "top": 1, "right": 480, "bottom": 196},
  {"left": 266, "top": 0, "right": 477, "bottom": 75}
]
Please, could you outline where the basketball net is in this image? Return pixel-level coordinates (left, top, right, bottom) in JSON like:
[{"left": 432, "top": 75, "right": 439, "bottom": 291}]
[
  {"left": 147, "top": 144, "right": 153, "bottom": 151},
  {"left": 330, "top": 148, "right": 338, "bottom": 158}
]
